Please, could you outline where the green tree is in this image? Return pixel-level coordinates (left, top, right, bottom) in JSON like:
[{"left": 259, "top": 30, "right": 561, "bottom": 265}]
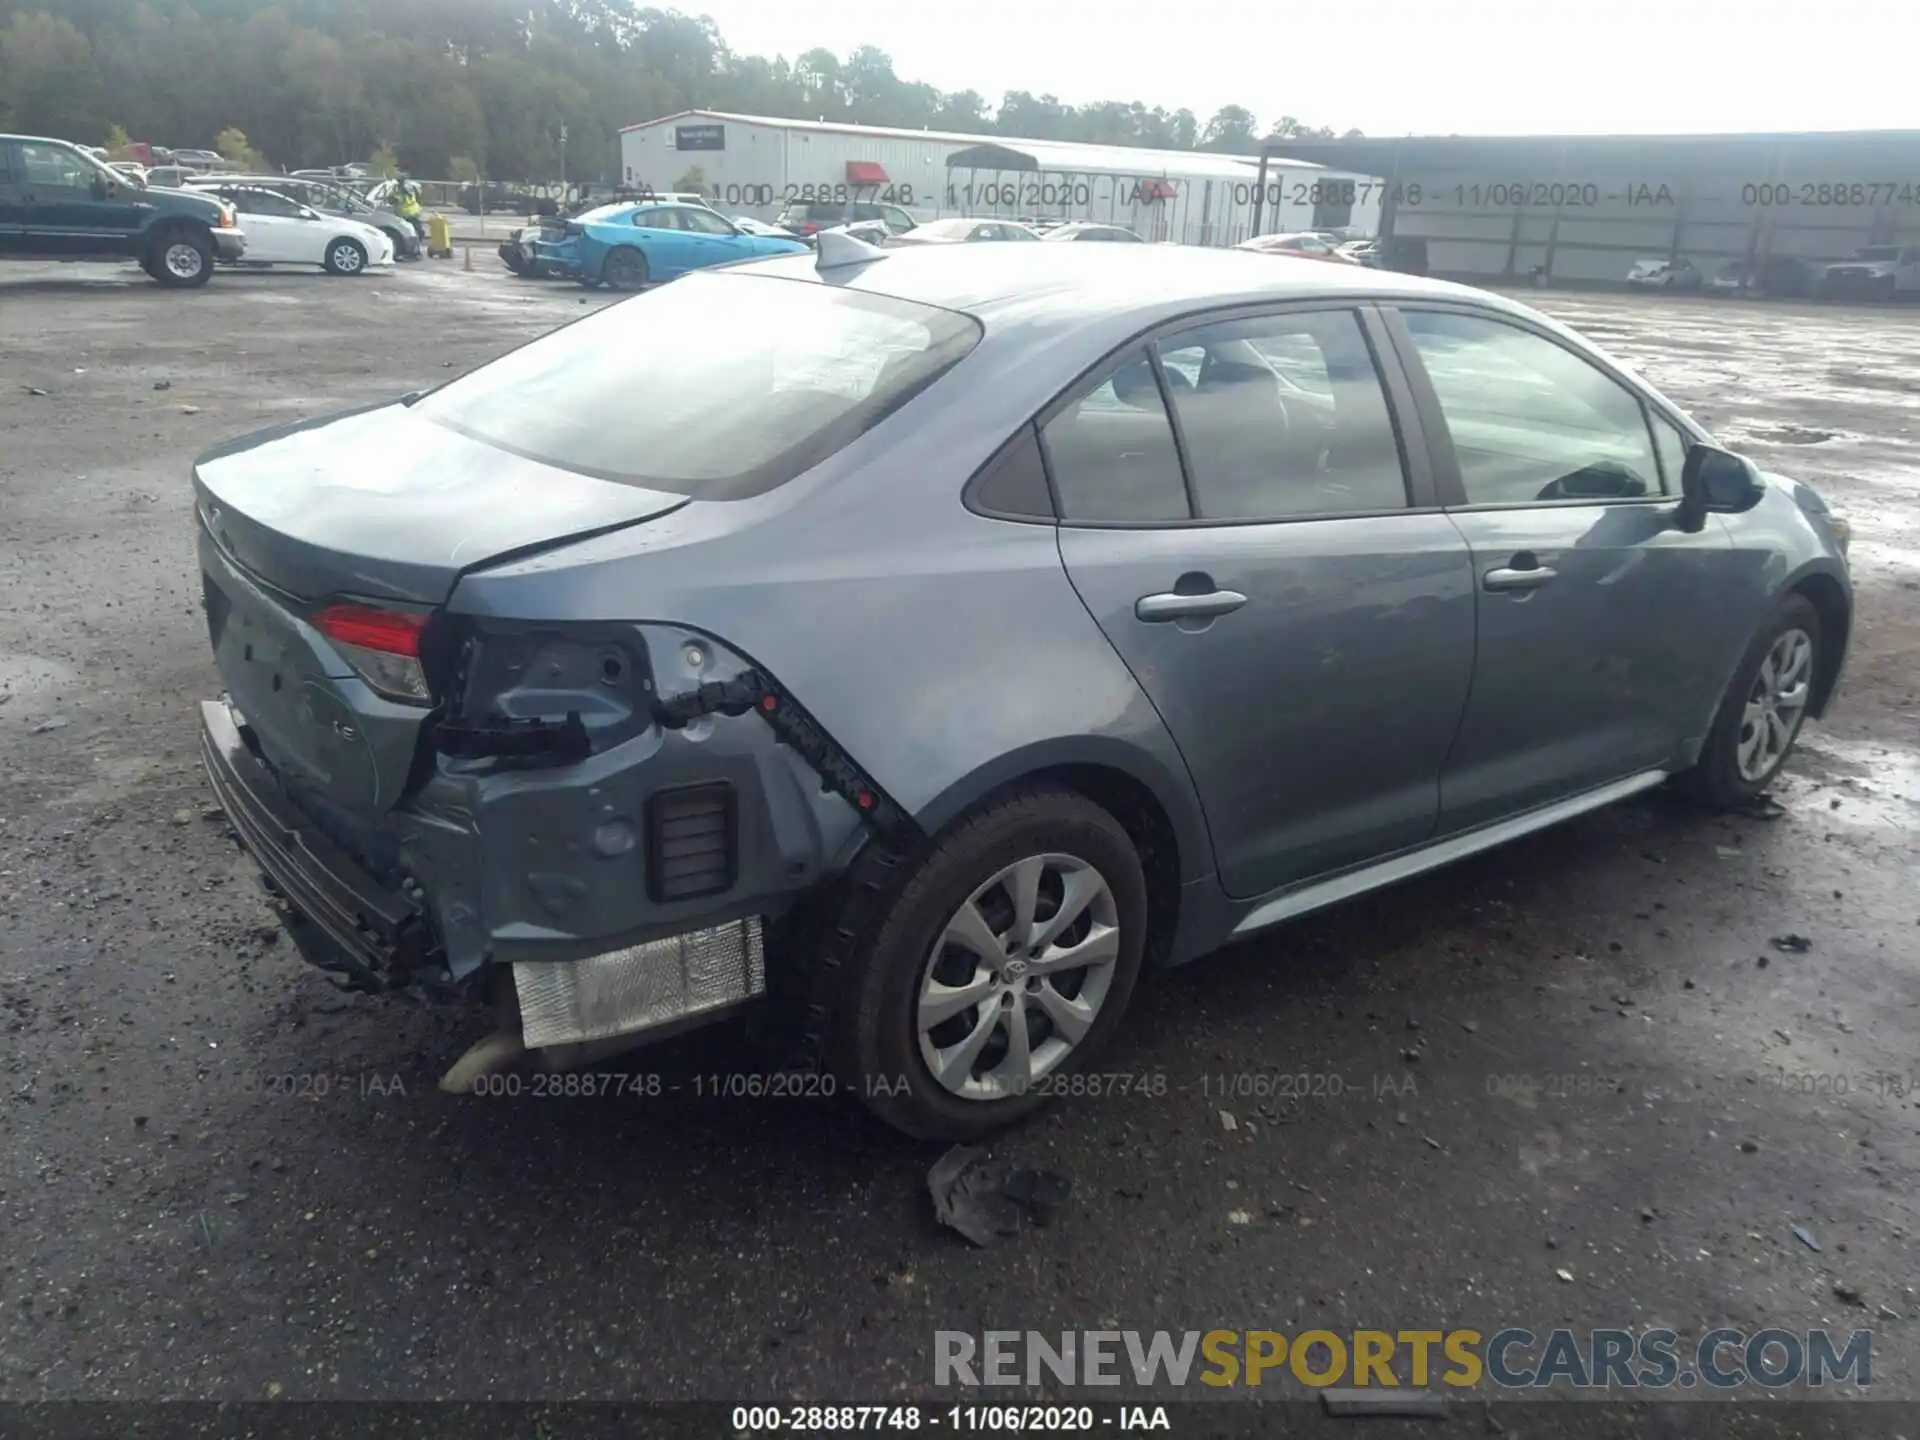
[
  {"left": 1201, "top": 105, "right": 1259, "bottom": 152},
  {"left": 0, "top": 12, "right": 105, "bottom": 139},
  {"left": 1, "top": 0, "right": 1353, "bottom": 186},
  {"left": 215, "top": 125, "right": 266, "bottom": 170},
  {"left": 103, "top": 120, "right": 131, "bottom": 150}
]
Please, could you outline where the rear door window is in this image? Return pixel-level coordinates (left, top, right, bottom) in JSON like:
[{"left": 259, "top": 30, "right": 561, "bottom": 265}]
[
  {"left": 1157, "top": 310, "right": 1409, "bottom": 520},
  {"left": 1040, "top": 353, "right": 1191, "bottom": 523},
  {"left": 415, "top": 271, "right": 982, "bottom": 498}
]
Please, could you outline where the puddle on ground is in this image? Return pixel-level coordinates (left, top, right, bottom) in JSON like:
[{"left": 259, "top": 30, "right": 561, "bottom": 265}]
[{"left": 1783, "top": 738, "right": 1920, "bottom": 833}]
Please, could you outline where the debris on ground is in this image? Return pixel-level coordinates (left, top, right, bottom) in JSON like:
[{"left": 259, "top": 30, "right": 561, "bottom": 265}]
[
  {"left": 1791, "top": 1224, "right": 1822, "bottom": 1252},
  {"left": 1833, "top": 1281, "right": 1864, "bottom": 1306},
  {"left": 29, "top": 717, "right": 69, "bottom": 734},
  {"left": 1320, "top": 1388, "right": 1448, "bottom": 1417},
  {"left": 1738, "top": 795, "right": 1788, "bottom": 820},
  {"left": 152, "top": 380, "right": 171, "bottom": 391},
  {"left": 1219, "top": 1110, "right": 1238, "bottom": 1133},
  {"left": 1771, "top": 934, "right": 1813, "bottom": 953},
  {"left": 1227, "top": 1209, "right": 1253, "bottom": 1226},
  {"left": 180, "top": 405, "right": 201, "bottom": 415},
  {"left": 1555, "top": 1267, "right": 1574, "bottom": 1282},
  {"left": 22, "top": 386, "right": 48, "bottom": 397},
  {"left": 927, "top": 1145, "right": 1071, "bottom": 1248}
]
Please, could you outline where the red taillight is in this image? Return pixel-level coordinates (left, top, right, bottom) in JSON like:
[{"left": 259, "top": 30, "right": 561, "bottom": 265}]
[{"left": 314, "top": 603, "right": 427, "bottom": 656}]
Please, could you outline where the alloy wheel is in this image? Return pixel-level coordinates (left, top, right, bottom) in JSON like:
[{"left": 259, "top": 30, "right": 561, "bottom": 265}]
[
  {"left": 915, "top": 853, "right": 1121, "bottom": 1101},
  {"left": 331, "top": 243, "right": 364, "bottom": 274},
  {"left": 1737, "top": 627, "right": 1814, "bottom": 782}
]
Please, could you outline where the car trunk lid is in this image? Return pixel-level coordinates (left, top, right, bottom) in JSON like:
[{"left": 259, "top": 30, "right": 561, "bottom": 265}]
[{"left": 194, "top": 401, "right": 687, "bottom": 813}]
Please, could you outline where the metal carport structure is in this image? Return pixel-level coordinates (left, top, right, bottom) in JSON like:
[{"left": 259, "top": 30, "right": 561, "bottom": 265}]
[{"left": 1260, "top": 131, "right": 1920, "bottom": 286}]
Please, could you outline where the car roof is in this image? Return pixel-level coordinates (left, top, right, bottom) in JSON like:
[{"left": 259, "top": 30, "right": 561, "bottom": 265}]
[{"left": 723, "top": 241, "right": 1501, "bottom": 326}]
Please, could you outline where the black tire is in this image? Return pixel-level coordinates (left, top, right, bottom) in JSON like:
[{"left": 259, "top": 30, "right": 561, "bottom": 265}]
[
  {"left": 601, "top": 246, "right": 648, "bottom": 292},
  {"left": 830, "top": 788, "right": 1149, "bottom": 1141},
  {"left": 1677, "top": 594, "right": 1822, "bottom": 808},
  {"left": 323, "top": 237, "right": 368, "bottom": 276},
  {"left": 148, "top": 227, "right": 213, "bottom": 288}
]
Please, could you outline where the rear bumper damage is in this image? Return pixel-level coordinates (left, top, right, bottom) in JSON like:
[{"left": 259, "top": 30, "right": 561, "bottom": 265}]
[{"left": 197, "top": 631, "right": 919, "bottom": 1062}]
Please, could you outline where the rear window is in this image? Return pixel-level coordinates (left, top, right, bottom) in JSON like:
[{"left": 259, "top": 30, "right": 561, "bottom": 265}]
[{"left": 415, "top": 272, "right": 982, "bottom": 498}]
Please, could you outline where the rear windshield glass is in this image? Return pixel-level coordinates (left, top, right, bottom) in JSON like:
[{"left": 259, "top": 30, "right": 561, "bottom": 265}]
[{"left": 415, "top": 273, "right": 982, "bottom": 498}]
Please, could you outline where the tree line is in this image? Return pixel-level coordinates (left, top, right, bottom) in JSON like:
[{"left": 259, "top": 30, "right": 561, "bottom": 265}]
[{"left": 0, "top": 0, "right": 1359, "bottom": 182}]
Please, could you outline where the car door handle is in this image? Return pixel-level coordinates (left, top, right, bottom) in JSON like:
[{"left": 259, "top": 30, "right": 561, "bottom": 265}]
[
  {"left": 1135, "top": 589, "right": 1248, "bottom": 622},
  {"left": 1483, "top": 565, "right": 1559, "bottom": 592}
]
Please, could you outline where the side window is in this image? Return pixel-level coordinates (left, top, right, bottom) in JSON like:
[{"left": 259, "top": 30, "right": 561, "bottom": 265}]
[
  {"left": 633, "top": 208, "right": 678, "bottom": 230},
  {"left": 237, "top": 190, "right": 298, "bottom": 217},
  {"left": 1400, "top": 310, "right": 1663, "bottom": 505},
  {"left": 1159, "top": 310, "right": 1409, "bottom": 521},
  {"left": 883, "top": 206, "right": 914, "bottom": 232},
  {"left": 1039, "top": 353, "right": 1190, "bottom": 523},
  {"left": 1650, "top": 411, "right": 1690, "bottom": 494},
  {"left": 971, "top": 224, "right": 998, "bottom": 241},
  {"left": 0, "top": 143, "right": 19, "bottom": 185},
  {"left": 19, "top": 142, "right": 90, "bottom": 192}
]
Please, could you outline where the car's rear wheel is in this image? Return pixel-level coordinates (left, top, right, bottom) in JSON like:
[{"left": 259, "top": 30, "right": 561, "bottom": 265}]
[
  {"left": 150, "top": 227, "right": 213, "bottom": 288},
  {"left": 1678, "top": 594, "right": 1821, "bottom": 807},
  {"left": 324, "top": 238, "right": 368, "bottom": 276},
  {"left": 601, "top": 246, "right": 648, "bottom": 291},
  {"left": 830, "top": 788, "right": 1148, "bottom": 1140}
]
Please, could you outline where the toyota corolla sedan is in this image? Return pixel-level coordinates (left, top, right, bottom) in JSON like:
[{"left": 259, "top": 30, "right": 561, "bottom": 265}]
[{"left": 193, "top": 235, "right": 1852, "bottom": 1140}]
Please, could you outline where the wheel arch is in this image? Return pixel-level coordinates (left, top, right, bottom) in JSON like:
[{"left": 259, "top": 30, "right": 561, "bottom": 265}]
[
  {"left": 599, "top": 242, "right": 647, "bottom": 282},
  {"left": 1785, "top": 564, "right": 1851, "bottom": 718},
  {"left": 144, "top": 217, "right": 211, "bottom": 257},
  {"left": 912, "top": 739, "right": 1212, "bottom": 968}
]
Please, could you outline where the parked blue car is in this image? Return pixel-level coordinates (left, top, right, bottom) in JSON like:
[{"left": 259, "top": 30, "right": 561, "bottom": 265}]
[{"left": 533, "top": 201, "right": 804, "bottom": 289}]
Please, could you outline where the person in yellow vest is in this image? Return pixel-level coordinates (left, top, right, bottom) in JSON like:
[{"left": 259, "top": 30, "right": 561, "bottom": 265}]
[{"left": 392, "top": 175, "right": 426, "bottom": 243}]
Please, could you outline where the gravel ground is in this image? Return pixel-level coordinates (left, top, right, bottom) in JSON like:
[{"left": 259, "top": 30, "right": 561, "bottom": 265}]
[{"left": 1, "top": 260, "right": 1916, "bottom": 1418}]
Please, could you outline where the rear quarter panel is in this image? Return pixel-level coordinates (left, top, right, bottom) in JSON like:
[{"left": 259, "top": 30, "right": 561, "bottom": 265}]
[{"left": 448, "top": 321, "right": 1216, "bottom": 888}]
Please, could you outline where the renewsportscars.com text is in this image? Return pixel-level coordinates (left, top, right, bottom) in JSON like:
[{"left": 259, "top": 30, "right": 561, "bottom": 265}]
[{"left": 934, "top": 1328, "right": 1872, "bottom": 1392}]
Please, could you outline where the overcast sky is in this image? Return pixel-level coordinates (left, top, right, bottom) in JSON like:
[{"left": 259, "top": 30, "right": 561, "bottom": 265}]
[{"left": 701, "top": 0, "right": 1910, "bottom": 137}]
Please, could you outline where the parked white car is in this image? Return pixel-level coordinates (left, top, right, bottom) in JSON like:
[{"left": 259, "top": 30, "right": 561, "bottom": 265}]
[{"left": 199, "top": 184, "right": 394, "bottom": 274}]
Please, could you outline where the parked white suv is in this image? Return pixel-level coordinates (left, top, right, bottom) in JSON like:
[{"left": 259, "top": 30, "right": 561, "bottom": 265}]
[{"left": 1818, "top": 245, "right": 1920, "bottom": 301}]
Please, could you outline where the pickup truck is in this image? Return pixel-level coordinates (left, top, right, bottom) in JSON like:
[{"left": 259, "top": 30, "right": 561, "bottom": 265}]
[{"left": 1, "top": 133, "right": 246, "bottom": 286}]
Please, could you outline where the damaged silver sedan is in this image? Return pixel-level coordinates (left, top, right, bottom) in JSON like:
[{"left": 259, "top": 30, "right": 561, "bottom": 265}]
[{"left": 195, "top": 233, "right": 1852, "bottom": 1139}]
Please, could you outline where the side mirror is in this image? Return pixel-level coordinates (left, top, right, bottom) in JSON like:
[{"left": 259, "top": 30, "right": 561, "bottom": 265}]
[{"left": 1677, "top": 443, "right": 1765, "bottom": 531}]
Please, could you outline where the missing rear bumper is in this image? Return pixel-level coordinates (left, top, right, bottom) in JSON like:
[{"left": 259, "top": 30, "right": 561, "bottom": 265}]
[{"left": 199, "top": 698, "right": 441, "bottom": 992}]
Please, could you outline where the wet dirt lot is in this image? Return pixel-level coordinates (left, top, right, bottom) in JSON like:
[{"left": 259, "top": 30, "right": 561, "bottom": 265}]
[{"left": 1, "top": 262, "right": 1917, "bottom": 1422}]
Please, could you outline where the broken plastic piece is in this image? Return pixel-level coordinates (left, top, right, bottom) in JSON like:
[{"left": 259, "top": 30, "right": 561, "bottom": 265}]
[{"left": 928, "top": 1145, "right": 1072, "bottom": 1247}]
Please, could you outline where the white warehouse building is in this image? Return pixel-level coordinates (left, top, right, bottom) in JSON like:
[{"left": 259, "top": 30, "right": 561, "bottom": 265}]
[{"left": 618, "top": 110, "right": 1382, "bottom": 246}]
